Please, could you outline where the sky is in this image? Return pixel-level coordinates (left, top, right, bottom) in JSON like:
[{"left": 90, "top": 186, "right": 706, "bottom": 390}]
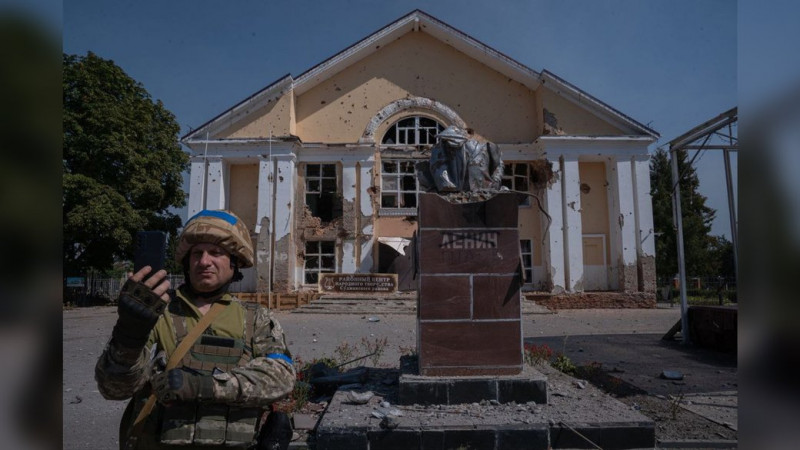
[{"left": 59, "top": 0, "right": 741, "bottom": 237}]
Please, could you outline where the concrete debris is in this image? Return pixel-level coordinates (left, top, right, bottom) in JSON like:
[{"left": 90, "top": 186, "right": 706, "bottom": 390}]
[
  {"left": 661, "top": 370, "right": 684, "bottom": 380},
  {"left": 345, "top": 390, "right": 374, "bottom": 405},
  {"left": 380, "top": 415, "right": 399, "bottom": 429}
]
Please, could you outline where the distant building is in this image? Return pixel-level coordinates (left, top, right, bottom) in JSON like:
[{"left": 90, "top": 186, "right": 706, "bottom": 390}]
[{"left": 181, "top": 10, "right": 658, "bottom": 298}]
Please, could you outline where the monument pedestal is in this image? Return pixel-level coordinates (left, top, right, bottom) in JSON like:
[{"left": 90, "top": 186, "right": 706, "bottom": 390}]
[
  {"left": 397, "top": 355, "right": 548, "bottom": 406},
  {"left": 416, "top": 192, "right": 524, "bottom": 376}
]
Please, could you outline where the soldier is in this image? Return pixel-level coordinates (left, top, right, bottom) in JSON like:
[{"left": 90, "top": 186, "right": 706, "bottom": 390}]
[{"left": 96, "top": 210, "right": 295, "bottom": 450}]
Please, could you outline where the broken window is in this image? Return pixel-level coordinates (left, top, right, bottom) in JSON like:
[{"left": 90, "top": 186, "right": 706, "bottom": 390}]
[
  {"left": 304, "top": 240, "right": 336, "bottom": 285},
  {"left": 501, "top": 162, "right": 532, "bottom": 206},
  {"left": 305, "top": 163, "right": 340, "bottom": 222},
  {"left": 380, "top": 159, "right": 422, "bottom": 213},
  {"left": 381, "top": 116, "right": 444, "bottom": 146},
  {"left": 520, "top": 239, "right": 533, "bottom": 284}
]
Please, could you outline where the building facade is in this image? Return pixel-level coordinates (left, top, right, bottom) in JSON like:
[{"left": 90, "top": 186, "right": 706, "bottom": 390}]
[{"left": 181, "top": 10, "right": 658, "bottom": 296}]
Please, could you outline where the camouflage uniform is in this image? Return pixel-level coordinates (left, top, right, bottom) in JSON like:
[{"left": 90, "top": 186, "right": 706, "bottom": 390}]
[{"left": 95, "top": 285, "right": 295, "bottom": 449}]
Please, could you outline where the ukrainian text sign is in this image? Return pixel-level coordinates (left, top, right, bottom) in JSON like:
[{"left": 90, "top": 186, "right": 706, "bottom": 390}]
[{"left": 319, "top": 273, "right": 398, "bottom": 293}]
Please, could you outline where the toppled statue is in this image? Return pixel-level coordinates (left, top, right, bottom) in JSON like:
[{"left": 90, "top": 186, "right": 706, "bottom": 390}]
[{"left": 417, "top": 125, "right": 504, "bottom": 194}]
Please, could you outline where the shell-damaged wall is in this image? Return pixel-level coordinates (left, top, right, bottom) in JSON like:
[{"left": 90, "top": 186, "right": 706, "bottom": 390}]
[
  {"left": 216, "top": 83, "right": 295, "bottom": 139},
  {"left": 289, "top": 162, "right": 361, "bottom": 288},
  {"left": 539, "top": 89, "right": 625, "bottom": 136},
  {"left": 198, "top": 20, "right": 653, "bottom": 296},
  {"left": 295, "top": 31, "right": 539, "bottom": 144}
]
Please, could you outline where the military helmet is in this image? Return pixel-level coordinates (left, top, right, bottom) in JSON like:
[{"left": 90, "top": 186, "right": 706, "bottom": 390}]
[
  {"left": 436, "top": 125, "right": 468, "bottom": 143},
  {"left": 176, "top": 210, "right": 254, "bottom": 268}
]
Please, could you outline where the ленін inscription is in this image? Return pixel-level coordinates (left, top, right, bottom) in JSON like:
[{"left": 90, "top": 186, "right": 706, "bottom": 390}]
[{"left": 440, "top": 231, "right": 498, "bottom": 249}]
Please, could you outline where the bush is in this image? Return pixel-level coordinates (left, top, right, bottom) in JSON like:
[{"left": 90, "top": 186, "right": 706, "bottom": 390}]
[{"left": 523, "top": 343, "right": 553, "bottom": 366}]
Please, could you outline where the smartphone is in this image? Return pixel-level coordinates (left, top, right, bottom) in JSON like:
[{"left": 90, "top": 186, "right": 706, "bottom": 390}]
[{"left": 133, "top": 231, "right": 167, "bottom": 276}]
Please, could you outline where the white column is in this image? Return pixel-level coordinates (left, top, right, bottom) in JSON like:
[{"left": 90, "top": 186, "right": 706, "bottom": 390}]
[
  {"left": 633, "top": 155, "right": 656, "bottom": 291},
  {"left": 188, "top": 156, "right": 206, "bottom": 217},
  {"left": 340, "top": 161, "right": 358, "bottom": 273},
  {"left": 562, "top": 155, "right": 584, "bottom": 292},
  {"left": 256, "top": 156, "right": 272, "bottom": 234},
  {"left": 544, "top": 156, "right": 566, "bottom": 293},
  {"left": 358, "top": 160, "right": 375, "bottom": 272},
  {"left": 273, "top": 154, "right": 297, "bottom": 289},
  {"left": 605, "top": 159, "right": 621, "bottom": 290},
  {"left": 205, "top": 156, "right": 225, "bottom": 210},
  {"left": 614, "top": 156, "right": 638, "bottom": 292},
  {"left": 633, "top": 156, "right": 655, "bottom": 258}
]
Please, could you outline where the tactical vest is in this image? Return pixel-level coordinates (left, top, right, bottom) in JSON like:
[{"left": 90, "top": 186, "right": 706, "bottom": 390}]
[{"left": 158, "top": 300, "right": 264, "bottom": 447}]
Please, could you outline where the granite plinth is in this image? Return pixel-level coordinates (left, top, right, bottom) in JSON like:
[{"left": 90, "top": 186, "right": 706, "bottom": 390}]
[
  {"left": 315, "top": 363, "right": 656, "bottom": 450},
  {"left": 397, "top": 360, "right": 549, "bottom": 406},
  {"left": 417, "top": 193, "right": 524, "bottom": 376}
]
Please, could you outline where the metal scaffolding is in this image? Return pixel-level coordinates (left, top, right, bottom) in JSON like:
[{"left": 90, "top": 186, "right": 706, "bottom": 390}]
[{"left": 668, "top": 107, "right": 738, "bottom": 344}]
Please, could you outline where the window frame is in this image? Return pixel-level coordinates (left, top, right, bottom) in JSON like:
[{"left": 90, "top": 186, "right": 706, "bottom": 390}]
[
  {"left": 303, "top": 240, "right": 337, "bottom": 285},
  {"left": 520, "top": 239, "right": 534, "bottom": 284},
  {"left": 381, "top": 116, "right": 444, "bottom": 146},
  {"left": 378, "top": 115, "right": 445, "bottom": 216},
  {"left": 501, "top": 162, "right": 532, "bottom": 207},
  {"left": 379, "top": 158, "right": 423, "bottom": 216},
  {"left": 304, "top": 163, "right": 339, "bottom": 222}
]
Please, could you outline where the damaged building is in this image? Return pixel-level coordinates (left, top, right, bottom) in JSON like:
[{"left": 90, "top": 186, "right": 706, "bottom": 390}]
[{"left": 180, "top": 10, "right": 658, "bottom": 300}]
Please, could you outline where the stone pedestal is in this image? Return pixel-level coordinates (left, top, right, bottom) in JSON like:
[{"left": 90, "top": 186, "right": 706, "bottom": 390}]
[{"left": 417, "top": 193, "right": 523, "bottom": 376}]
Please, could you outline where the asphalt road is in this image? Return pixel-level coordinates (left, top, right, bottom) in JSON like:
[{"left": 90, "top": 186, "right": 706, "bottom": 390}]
[{"left": 63, "top": 305, "right": 685, "bottom": 449}]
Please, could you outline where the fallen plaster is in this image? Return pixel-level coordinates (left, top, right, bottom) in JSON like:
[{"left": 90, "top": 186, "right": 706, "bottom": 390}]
[
  {"left": 639, "top": 254, "right": 657, "bottom": 292},
  {"left": 621, "top": 262, "right": 639, "bottom": 293},
  {"left": 256, "top": 216, "right": 271, "bottom": 292},
  {"left": 529, "top": 159, "right": 556, "bottom": 189},
  {"left": 272, "top": 234, "right": 292, "bottom": 293},
  {"left": 571, "top": 277, "right": 584, "bottom": 293},
  {"left": 542, "top": 108, "right": 566, "bottom": 136},
  {"left": 536, "top": 291, "right": 656, "bottom": 309}
]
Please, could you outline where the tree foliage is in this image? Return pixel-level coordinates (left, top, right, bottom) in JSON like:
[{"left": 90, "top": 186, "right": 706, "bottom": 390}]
[
  {"left": 63, "top": 52, "right": 188, "bottom": 275},
  {"left": 650, "top": 148, "right": 724, "bottom": 278}
]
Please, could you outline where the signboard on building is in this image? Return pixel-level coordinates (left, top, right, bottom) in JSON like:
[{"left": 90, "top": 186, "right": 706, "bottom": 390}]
[{"left": 318, "top": 273, "right": 398, "bottom": 293}]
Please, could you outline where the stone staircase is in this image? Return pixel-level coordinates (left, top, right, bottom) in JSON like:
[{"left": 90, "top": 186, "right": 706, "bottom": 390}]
[
  {"left": 292, "top": 292, "right": 417, "bottom": 315},
  {"left": 293, "top": 292, "right": 552, "bottom": 315}
]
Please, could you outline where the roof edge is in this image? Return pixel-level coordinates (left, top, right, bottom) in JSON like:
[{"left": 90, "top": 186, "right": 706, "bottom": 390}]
[
  {"left": 540, "top": 70, "right": 660, "bottom": 139},
  {"left": 181, "top": 73, "right": 293, "bottom": 142},
  {"left": 293, "top": 9, "right": 541, "bottom": 95}
]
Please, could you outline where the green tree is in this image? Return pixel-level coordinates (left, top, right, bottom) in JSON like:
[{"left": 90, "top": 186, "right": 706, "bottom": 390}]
[
  {"left": 63, "top": 52, "right": 188, "bottom": 276},
  {"left": 650, "top": 148, "right": 716, "bottom": 279},
  {"left": 706, "top": 235, "right": 735, "bottom": 279}
]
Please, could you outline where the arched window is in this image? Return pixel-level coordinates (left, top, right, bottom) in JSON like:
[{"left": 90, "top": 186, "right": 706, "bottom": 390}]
[
  {"left": 381, "top": 116, "right": 444, "bottom": 146},
  {"left": 379, "top": 116, "right": 445, "bottom": 215}
]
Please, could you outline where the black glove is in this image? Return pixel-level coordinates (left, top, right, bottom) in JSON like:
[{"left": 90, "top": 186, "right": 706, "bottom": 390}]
[
  {"left": 152, "top": 369, "right": 215, "bottom": 404},
  {"left": 257, "top": 411, "right": 292, "bottom": 450},
  {"left": 111, "top": 279, "right": 168, "bottom": 349}
]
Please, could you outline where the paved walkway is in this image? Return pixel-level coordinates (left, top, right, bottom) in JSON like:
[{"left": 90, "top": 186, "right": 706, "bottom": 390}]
[{"left": 62, "top": 304, "right": 736, "bottom": 449}]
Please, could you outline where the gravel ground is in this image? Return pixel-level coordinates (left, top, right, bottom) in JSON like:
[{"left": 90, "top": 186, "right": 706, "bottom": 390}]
[{"left": 62, "top": 304, "right": 736, "bottom": 449}]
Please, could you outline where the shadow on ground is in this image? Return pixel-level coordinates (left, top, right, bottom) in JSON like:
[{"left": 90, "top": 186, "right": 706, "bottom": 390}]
[{"left": 523, "top": 333, "right": 737, "bottom": 396}]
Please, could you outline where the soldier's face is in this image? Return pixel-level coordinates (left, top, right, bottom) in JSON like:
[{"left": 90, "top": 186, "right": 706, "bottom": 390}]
[{"left": 188, "top": 243, "right": 235, "bottom": 292}]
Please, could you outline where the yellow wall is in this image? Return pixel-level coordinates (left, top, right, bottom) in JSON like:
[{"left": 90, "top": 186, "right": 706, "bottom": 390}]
[
  {"left": 516, "top": 190, "right": 544, "bottom": 266},
  {"left": 582, "top": 236, "right": 606, "bottom": 266},
  {"left": 579, "top": 161, "right": 610, "bottom": 264},
  {"left": 541, "top": 89, "right": 625, "bottom": 136},
  {"left": 218, "top": 88, "right": 294, "bottom": 138},
  {"left": 376, "top": 217, "right": 418, "bottom": 238},
  {"left": 228, "top": 164, "right": 259, "bottom": 231},
  {"left": 295, "top": 32, "right": 539, "bottom": 144},
  {"left": 215, "top": 31, "right": 630, "bottom": 142}
]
